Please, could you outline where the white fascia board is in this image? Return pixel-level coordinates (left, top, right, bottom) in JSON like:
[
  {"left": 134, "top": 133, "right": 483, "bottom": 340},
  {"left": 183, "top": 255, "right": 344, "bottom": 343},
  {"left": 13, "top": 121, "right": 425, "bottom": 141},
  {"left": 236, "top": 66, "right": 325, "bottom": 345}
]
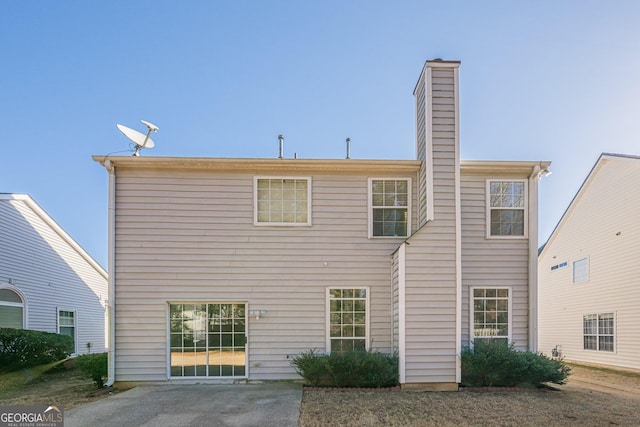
[
  {"left": 539, "top": 154, "right": 607, "bottom": 259},
  {"left": 540, "top": 154, "right": 640, "bottom": 259},
  {"left": 92, "top": 156, "right": 422, "bottom": 174},
  {"left": 0, "top": 194, "right": 107, "bottom": 279}
]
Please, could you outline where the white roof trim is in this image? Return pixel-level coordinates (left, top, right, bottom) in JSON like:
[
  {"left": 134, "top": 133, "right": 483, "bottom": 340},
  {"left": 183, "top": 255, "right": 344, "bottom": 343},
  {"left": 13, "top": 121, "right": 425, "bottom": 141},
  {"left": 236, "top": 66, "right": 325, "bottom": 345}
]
[
  {"left": 539, "top": 153, "right": 640, "bottom": 258},
  {"left": 0, "top": 194, "right": 108, "bottom": 279}
]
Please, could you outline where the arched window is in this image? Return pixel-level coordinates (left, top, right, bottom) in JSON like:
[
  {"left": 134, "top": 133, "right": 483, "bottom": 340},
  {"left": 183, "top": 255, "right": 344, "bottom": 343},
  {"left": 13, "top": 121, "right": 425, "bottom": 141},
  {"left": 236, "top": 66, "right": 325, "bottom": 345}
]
[{"left": 0, "top": 287, "right": 25, "bottom": 329}]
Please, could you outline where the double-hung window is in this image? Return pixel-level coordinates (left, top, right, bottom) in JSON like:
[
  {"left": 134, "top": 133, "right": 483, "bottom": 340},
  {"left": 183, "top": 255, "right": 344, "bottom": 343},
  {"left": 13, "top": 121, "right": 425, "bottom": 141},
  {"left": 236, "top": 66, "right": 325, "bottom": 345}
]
[
  {"left": 487, "top": 180, "right": 527, "bottom": 238},
  {"left": 369, "top": 178, "right": 410, "bottom": 238},
  {"left": 471, "top": 288, "right": 511, "bottom": 342},
  {"left": 327, "top": 288, "right": 368, "bottom": 353},
  {"left": 254, "top": 177, "right": 311, "bottom": 226},
  {"left": 583, "top": 313, "right": 614, "bottom": 352},
  {"left": 58, "top": 310, "right": 76, "bottom": 355}
]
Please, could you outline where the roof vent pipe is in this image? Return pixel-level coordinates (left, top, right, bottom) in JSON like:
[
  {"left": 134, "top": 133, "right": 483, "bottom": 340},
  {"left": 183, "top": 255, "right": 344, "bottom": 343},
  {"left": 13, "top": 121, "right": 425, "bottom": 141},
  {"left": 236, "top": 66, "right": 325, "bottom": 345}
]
[
  {"left": 278, "top": 135, "right": 284, "bottom": 159},
  {"left": 346, "top": 138, "right": 351, "bottom": 159}
]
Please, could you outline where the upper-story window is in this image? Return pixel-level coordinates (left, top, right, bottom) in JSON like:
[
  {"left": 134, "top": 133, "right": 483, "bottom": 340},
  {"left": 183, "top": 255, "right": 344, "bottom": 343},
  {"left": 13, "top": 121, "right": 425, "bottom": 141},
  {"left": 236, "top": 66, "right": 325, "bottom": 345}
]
[
  {"left": 369, "top": 178, "right": 411, "bottom": 238},
  {"left": 573, "top": 257, "right": 589, "bottom": 283},
  {"left": 254, "top": 177, "right": 311, "bottom": 226},
  {"left": 486, "top": 180, "right": 527, "bottom": 238}
]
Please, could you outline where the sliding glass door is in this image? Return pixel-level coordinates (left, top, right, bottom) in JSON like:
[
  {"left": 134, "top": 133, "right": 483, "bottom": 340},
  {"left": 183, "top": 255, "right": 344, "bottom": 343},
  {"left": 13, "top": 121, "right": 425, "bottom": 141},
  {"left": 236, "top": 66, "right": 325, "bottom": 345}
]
[{"left": 169, "top": 303, "right": 246, "bottom": 378}]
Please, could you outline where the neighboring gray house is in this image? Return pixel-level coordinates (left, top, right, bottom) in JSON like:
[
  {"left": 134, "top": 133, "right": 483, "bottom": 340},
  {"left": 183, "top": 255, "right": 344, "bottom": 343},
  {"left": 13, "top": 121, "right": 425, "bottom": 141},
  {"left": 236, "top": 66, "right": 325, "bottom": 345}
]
[
  {"left": 94, "top": 59, "right": 550, "bottom": 389},
  {"left": 538, "top": 153, "right": 640, "bottom": 372},
  {"left": 0, "top": 193, "right": 108, "bottom": 355}
]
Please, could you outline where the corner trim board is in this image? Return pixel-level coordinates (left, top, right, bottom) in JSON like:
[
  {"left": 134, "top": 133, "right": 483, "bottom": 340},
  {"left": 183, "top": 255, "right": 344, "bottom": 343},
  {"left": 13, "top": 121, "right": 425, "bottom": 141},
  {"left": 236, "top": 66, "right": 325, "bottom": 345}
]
[{"left": 398, "top": 244, "right": 406, "bottom": 384}]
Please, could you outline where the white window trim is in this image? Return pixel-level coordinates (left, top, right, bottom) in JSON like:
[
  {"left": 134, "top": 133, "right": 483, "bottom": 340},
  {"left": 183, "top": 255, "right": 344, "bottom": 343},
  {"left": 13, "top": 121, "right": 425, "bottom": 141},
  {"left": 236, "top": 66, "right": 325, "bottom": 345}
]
[
  {"left": 469, "top": 286, "right": 512, "bottom": 342},
  {"left": 253, "top": 176, "right": 312, "bottom": 226},
  {"left": 57, "top": 308, "right": 77, "bottom": 355},
  {"left": 485, "top": 179, "right": 528, "bottom": 239},
  {"left": 0, "top": 284, "right": 28, "bottom": 329},
  {"left": 166, "top": 301, "right": 248, "bottom": 380},
  {"left": 368, "top": 177, "right": 412, "bottom": 239},
  {"left": 582, "top": 311, "right": 616, "bottom": 353},
  {"left": 572, "top": 257, "right": 589, "bottom": 284},
  {"left": 325, "top": 287, "right": 370, "bottom": 353}
]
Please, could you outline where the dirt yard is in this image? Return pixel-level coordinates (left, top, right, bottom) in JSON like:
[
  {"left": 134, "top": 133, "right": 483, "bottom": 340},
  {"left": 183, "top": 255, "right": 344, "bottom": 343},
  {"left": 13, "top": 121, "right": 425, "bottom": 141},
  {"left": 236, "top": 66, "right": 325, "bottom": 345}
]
[
  {"left": 0, "top": 361, "right": 129, "bottom": 410},
  {"left": 1, "top": 362, "right": 638, "bottom": 425},
  {"left": 299, "top": 364, "right": 640, "bottom": 426}
]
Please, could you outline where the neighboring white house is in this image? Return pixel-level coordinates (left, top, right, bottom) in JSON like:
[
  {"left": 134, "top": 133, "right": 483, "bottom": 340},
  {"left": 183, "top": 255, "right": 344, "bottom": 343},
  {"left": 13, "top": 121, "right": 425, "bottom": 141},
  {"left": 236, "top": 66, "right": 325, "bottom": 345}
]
[
  {"left": 94, "top": 59, "right": 550, "bottom": 389},
  {"left": 0, "top": 193, "right": 108, "bottom": 355},
  {"left": 538, "top": 153, "right": 640, "bottom": 372}
]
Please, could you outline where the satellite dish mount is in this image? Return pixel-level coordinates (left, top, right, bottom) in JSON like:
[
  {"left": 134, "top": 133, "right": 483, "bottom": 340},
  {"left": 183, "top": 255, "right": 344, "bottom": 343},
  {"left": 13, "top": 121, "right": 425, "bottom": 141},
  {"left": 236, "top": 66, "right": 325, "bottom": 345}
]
[{"left": 116, "top": 120, "right": 159, "bottom": 156}]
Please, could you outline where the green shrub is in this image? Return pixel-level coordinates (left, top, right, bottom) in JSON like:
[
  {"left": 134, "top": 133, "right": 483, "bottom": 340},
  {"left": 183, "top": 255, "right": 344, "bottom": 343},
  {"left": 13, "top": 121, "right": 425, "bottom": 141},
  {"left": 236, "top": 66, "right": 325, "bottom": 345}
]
[
  {"left": 461, "top": 339, "right": 570, "bottom": 387},
  {"left": 75, "top": 352, "right": 108, "bottom": 388},
  {"left": 292, "top": 349, "right": 398, "bottom": 388},
  {"left": 0, "top": 328, "right": 73, "bottom": 372},
  {"left": 290, "top": 349, "right": 329, "bottom": 386},
  {"left": 517, "top": 350, "right": 571, "bottom": 386}
]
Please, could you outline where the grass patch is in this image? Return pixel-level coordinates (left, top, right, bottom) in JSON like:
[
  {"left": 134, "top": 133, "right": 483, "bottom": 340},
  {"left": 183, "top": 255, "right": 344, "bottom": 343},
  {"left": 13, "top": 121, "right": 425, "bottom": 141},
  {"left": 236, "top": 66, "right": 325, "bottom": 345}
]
[
  {"left": 568, "top": 363, "right": 640, "bottom": 379},
  {"left": 0, "top": 358, "right": 131, "bottom": 410},
  {"left": 0, "top": 359, "right": 68, "bottom": 398}
]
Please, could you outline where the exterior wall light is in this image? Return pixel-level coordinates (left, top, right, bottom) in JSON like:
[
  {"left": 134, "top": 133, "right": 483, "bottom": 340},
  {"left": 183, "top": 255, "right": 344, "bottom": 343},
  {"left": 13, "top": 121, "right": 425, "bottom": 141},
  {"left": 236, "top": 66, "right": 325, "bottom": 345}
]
[{"left": 249, "top": 309, "right": 267, "bottom": 320}]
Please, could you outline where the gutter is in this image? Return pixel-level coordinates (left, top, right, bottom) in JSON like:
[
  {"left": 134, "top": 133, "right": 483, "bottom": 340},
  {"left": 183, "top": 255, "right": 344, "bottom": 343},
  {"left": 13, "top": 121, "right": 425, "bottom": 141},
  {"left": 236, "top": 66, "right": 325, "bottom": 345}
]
[{"left": 104, "top": 160, "right": 116, "bottom": 387}]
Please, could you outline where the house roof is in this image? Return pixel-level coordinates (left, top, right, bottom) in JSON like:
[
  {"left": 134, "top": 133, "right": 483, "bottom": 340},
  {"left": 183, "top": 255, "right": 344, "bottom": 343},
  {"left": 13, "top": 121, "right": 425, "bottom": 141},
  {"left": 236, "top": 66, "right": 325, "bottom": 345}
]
[
  {"left": 461, "top": 160, "right": 551, "bottom": 174},
  {"left": 0, "top": 193, "right": 108, "bottom": 279},
  {"left": 92, "top": 156, "right": 423, "bottom": 173},
  {"left": 538, "top": 153, "right": 640, "bottom": 258},
  {"left": 93, "top": 155, "right": 550, "bottom": 175}
]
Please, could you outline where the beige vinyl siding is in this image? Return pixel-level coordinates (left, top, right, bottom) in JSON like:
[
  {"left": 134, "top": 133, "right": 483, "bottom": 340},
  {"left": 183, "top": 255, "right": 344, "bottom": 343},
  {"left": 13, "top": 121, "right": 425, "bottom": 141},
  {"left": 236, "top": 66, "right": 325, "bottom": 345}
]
[
  {"left": 112, "top": 167, "right": 418, "bottom": 381},
  {"left": 539, "top": 157, "right": 640, "bottom": 370},
  {"left": 460, "top": 173, "right": 530, "bottom": 349},
  {"left": 0, "top": 197, "right": 107, "bottom": 354},
  {"left": 401, "top": 65, "right": 458, "bottom": 384},
  {"left": 391, "top": 250, "right": 400, "bottom": 352},
  {"left": 415, "top": 72, "right": 428, "bottom": 228}
]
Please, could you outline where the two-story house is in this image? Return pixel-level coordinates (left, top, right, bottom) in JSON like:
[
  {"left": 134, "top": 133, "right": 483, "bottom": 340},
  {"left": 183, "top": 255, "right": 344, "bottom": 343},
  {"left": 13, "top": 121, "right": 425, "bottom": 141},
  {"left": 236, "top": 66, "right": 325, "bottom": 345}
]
[
  {"left": 0, "top": 193, "right": 108, "bottom": 355},
  {"left": 94, "top": 59, "right": 550, "bottom": 390},
  {"left": 538, "top": 153, "right": 640, "bottom": 372}
]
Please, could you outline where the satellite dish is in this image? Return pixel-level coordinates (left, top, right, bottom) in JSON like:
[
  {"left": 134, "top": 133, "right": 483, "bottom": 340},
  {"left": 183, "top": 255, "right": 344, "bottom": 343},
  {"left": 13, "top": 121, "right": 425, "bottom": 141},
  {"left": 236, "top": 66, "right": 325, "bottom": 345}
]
[{"left": 116, "top": 120, "right": 159, "bottom": 156}]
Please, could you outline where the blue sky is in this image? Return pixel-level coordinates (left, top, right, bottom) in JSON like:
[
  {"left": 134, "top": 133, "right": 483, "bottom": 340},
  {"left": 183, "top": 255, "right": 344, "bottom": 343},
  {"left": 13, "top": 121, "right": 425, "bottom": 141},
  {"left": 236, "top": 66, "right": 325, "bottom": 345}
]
[{"left": 2, "top": 1, "right": 639, "bottom": 268}]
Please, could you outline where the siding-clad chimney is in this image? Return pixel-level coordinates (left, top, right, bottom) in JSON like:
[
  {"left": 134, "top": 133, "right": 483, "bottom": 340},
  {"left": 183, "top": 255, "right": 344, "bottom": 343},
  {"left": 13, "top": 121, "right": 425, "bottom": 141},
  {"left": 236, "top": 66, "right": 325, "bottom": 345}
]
[
  {"left": 414, "top": 59, "right": 460, "bottom": 227},
  {"left": 399, "top": 60, "right": 462, "bottom": 388}
]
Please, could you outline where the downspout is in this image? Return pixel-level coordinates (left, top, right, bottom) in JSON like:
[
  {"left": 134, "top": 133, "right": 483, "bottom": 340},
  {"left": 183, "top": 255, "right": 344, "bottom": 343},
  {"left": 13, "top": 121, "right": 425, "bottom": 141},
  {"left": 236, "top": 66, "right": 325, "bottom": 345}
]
[
  {"left": 527, "top": 165, "right": 541, "bottom": 352},
  {"left": 453, "top": 66, "right": 462, "bottom": 384},
  {"left": 104, "top": 159, "right": 116, "bottom": 387}
]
